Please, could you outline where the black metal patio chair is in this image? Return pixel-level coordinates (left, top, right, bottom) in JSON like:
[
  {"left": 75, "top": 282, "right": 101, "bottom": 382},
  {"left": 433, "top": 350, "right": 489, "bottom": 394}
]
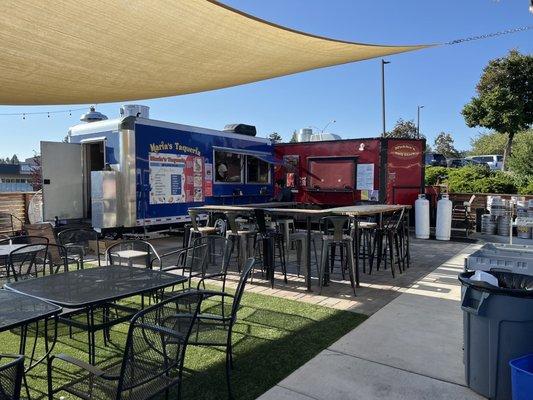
[
  {"left": 48, "top": 291, "right": 203, "bottom": 400},
  {"left": 106, "top": 240, "right": 160, "bottom": 269},
  {"left": 57, "top": 228, "right": 102, "bottom": 267},
  {"left": 190, "top": 257, "right": 255, "bottom": 399},
  {"left": 7, "top": 243, "right": 49, "bottom": 282},
  {"left": 0, "top": 355, "right": 24, "bottom": 400}
]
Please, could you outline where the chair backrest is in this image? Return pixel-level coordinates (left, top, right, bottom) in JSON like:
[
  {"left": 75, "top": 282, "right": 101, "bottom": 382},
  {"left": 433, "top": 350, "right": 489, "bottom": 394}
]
[
  {"left": 8, "top": 243, "right": 49, "bottom": 281},
  {"left": 383, "top": 209, "right": 405, "bottom": 231},
  {"left": 230, "top": 257, "right": 255, "bottom": 323},
  {"left": 254, "top": 209, "right": 268, "bottom": 235},
  {"left": 0, "top": 213, "right": 23, "bottom": 237},
  {"left": 106, "top": 240, "right": 160, "bottom": 268},
  {"left": 320, "top": 216, "right": 350, "bottom": 242},
  {"left": 116, "top": 291, "right": 203, "bottom": 399},
  {"left": 45, "top": 244, "right": 70, "bottom": 274},
  {"left": 0, "top": 355, "right": 24, "bottom": 400},
  {"left": 225, "top": 212, "right": 240, "bottom": 234},
  {"left": 57, "top": 228, "right": 98, "bottom": 253},
  {"left": 188, "top": 210, "right": 201, "bottom": 231}
]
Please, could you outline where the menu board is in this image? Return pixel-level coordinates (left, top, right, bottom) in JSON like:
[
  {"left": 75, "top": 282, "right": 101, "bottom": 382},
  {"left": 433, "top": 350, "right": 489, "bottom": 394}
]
[
  {"left": 149, "top": 152, "right": 204, "bottom": 204},
  {"left": 356, "top": 163, "right": 374, "bottom": 191}
]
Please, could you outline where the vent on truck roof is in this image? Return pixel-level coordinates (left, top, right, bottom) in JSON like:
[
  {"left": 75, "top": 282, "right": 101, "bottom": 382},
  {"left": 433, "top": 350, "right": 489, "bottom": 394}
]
[{"left": 223, "top": 124, "right": 257, "bottom": 137}]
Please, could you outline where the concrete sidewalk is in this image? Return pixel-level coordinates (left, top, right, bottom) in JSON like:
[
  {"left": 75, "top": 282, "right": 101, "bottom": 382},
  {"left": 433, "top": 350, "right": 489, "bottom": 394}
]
[{"left": 257, "top": 244, "right": 484, "bottom": 400}]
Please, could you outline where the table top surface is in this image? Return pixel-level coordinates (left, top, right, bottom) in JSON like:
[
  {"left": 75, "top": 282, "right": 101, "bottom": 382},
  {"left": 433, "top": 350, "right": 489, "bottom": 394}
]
[
  {"left": 112, "top": 250, "right": 149, "bottom": 259},
  {"left": 4, "top": 266, "right": 187, "bottom": 308},
  {"left": 0, "top": 244, "right": 30, "bottom": 256},
  {"left": 0, "top": 290, "right": 62, "bottom": 332},
  {"left": 190, "top": 203, "right": 410, "bottom": 217}
]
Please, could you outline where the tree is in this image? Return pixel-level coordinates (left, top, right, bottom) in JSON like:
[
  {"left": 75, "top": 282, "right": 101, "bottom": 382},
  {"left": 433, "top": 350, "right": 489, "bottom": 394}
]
[
  {"left": 462, "top": 50, "right": 533, "bottom": 169},
  {"left": 268, "top": 132, "right": 283, "bottom": 143},
  {"left": 433, "top": 132, "right": 460, "bottom": 158},
  {"left": 385, "top": 118, "right": 423, "bottom": 139},
  {"left": 289, "top": 130, "right": 297, "bottom": 143},
  {"left": 469, "top": 131, "right": 508, "bottom": 155},
  {"left": 508, "top": 131, "right": 533, "bottom": 176},
  {"left": 10, "top": 154, "right": 19, "bottom": 164}
]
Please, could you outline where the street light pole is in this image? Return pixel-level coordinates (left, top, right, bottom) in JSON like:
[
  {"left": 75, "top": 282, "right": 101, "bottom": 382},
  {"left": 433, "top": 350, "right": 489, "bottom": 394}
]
[
  {"left": 417, "top": 105, "right": 424, "bottom": 138},
  {"left": 381, "top": 59, "right": 390, "bottom": 137}
]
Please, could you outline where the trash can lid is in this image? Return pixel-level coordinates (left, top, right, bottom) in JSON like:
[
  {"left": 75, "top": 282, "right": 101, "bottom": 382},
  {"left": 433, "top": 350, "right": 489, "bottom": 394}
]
[{"left": 459, "top": 271, "right": 533, "bottom": 298}]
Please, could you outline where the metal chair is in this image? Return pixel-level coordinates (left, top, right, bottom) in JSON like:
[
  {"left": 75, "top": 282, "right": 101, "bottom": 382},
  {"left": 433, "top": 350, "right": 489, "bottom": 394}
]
[
  {"left": 370, "top": 209, "right": 406, "bottom": 277},
  {"left": 190, "top": 258, "right": 255, "bottom": 399},
  {"left": 0, "top": 213, "right": 23, "bottom": 237},
  {"left": 225, "top": 212, "right": 256, "bottom": 271},
  {"left": 317, "top": 216, "right": 356, "bottom": 296},
  {"left": 187, "top": 210, "right": 219, "bottom": 246},
  {"left": 251, "top": 209, "right": 287, "bottom": 287},
  {"left": 156, "top": 235, "right": 231, "bottom": 297},
  {"left": 7, "top": 243, "right": 49, "bottom": 281},
  {"left": 106, "top": 240, "right": 160, "bottom": 268},
  {"left": 57, "top": 228, "right": 101, "bottom": 267},
  {"left": 0, "top": 355, "right": 24, "bottom": 400},
  {"left": 48, "top": 291, "right": 203, "bottom": 400}
]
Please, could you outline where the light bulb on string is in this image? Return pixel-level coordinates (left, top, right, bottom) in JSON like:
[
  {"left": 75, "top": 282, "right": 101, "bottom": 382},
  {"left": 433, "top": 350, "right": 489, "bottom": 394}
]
[{"left": 22, "top": 113, "right": 26, "bottom": 120}]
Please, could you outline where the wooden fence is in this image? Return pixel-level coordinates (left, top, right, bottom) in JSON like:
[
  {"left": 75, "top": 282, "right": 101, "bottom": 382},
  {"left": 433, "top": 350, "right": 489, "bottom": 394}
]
[{"left": 0, "top": 192, "right": 35, "bottom": 235}]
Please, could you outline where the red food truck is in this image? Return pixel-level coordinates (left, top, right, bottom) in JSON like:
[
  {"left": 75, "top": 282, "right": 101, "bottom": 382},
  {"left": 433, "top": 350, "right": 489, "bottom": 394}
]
[{"left": 273, "top": 137, "right": 425, "bottom": 207}]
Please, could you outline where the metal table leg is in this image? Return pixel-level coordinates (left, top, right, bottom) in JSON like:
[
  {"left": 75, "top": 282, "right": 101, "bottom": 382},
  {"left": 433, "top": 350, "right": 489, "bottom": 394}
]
[
  {"left": 306, "top": 216, "right": 312, "bottom": 292},
  {"left": 353, "top": 217, "right": 360, "bottom": 287}
]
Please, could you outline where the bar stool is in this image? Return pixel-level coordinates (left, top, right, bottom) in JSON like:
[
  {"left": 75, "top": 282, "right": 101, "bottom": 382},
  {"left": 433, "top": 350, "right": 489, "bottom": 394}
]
[
  {"left": 318, "top": 216, "right": 356, "bottom": 296},
  {"left": 370, "top": 209, "right": 405, "bottom": 277},
  {"left": 351, "top": 220, "right": 377, "bottom": 274},
  {"left": 275, "top": 218, "right": 295, "bottom": 254},
  {"left": 188, "top": 210, "right": 218, "bottom": 246},
  {"left": 225, "top": 212, "right": 256, "bottom": 271},
  {"left": 252, "top": 209, "right": 287, "bottom": 287},
  {"left": 289, "top": 230, "right": 320, "bottom": 277}
]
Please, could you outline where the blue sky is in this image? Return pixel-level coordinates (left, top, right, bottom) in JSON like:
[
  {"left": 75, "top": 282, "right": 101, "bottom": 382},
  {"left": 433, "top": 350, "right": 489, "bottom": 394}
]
[{"left": 0, "top": 0, "right": 531, "bottom": 160}]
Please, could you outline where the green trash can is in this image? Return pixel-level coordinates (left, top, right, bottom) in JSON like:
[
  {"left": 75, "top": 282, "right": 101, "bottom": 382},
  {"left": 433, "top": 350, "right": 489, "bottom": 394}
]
[{"left": 460, "top": 271, "right": 533, "bottom": 400}]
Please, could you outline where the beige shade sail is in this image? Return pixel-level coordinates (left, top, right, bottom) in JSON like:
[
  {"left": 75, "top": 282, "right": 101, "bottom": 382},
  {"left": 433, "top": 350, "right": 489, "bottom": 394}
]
[{"left": 0, "top": 0, "right": 429, "bottom": 105}]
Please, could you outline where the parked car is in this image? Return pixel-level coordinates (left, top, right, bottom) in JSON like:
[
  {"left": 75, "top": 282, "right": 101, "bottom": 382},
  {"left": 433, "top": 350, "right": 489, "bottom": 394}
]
[
  {"left": 446, "top": 158, "right": 487, "bottom": 168},
  {"left": 425, "top": 152, "right": 447, "bottom": 167},
  {"left": 465, "top": 155, "right": 503, "bottom": 170}
]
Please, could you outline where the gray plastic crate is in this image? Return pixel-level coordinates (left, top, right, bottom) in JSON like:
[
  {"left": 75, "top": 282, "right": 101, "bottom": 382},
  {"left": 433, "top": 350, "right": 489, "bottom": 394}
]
[{"left": 465, "top": 243, "right": 533, "bottom": 276}]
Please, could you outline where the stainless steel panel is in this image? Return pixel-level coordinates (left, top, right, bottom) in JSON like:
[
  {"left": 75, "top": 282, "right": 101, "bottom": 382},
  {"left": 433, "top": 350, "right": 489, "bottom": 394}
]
[
  {"left": 91, "top": 171, "right": 117, "bottom": 229},
  {"left": 118, "top": 128, "right": 137, "bottom": 227},
  {"left": 41, "top": 141, "right": 84, "bottom": 220}
]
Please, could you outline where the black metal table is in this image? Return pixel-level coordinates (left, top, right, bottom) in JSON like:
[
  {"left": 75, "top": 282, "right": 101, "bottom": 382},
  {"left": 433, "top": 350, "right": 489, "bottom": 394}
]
[
  {"left": 5, "top": 266, "right": 187, "bottom": 363},
  {"left": 0, "top": 289, "right": 62, "bottom": 398}
]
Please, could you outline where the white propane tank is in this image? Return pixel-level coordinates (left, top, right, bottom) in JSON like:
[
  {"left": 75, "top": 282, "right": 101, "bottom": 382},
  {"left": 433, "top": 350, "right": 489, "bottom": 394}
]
[
  {"left": 415, "top": 194, "right": 430, "bottom": 239},
  {"left": 436, "top": 194, "right": 453, "bottom": 241}
]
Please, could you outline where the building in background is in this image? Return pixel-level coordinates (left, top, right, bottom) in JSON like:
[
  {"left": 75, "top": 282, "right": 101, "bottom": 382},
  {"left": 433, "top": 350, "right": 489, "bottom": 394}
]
[{"left": 0, "top": 157, "right": 38, "bottom": 192}]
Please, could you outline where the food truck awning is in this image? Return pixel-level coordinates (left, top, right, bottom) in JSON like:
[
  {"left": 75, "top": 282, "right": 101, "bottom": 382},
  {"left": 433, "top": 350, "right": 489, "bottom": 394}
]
[
  {"left": 214, "top": 147, "right": 282, "bottom": 164},
  {"left": 0, "top": 0, "right": 429, "bottom": 105}
]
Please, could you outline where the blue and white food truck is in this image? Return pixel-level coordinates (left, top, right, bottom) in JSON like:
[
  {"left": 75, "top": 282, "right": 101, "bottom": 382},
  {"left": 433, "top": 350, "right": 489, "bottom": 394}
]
[{"left": 40, "top": 107, "right": 275, "bottom": 232}]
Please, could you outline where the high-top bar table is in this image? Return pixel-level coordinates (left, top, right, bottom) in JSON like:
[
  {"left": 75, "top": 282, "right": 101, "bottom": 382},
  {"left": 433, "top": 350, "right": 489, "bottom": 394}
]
[{"left": 190, "top": 203, "right": 410, "bottom": 291}]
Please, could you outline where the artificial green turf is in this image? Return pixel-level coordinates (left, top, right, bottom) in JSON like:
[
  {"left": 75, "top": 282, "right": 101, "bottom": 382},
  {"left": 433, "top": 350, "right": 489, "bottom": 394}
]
[{"left": 3, "top": 290, "right": 365, "bottom": 399}]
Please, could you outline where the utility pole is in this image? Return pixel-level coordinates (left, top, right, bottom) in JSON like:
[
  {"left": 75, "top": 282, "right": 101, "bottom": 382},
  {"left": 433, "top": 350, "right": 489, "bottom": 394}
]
[
  {"left": 417, "top": 105, "right": 424, "bottom": 138},
  {"left": 381, "top": 59, "right": 390, "bottom": 137}
]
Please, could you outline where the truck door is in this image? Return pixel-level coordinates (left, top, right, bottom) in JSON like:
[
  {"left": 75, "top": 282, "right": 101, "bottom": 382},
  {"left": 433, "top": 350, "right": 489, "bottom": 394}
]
[{"left": 41, "top": 141, "right": 84, "bottom": 220}]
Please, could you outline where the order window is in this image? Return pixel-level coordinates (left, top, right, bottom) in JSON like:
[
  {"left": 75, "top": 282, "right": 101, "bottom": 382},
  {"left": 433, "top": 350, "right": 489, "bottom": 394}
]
[
  {"left": 214, "top": 151, "right": 244, "bottom": 183},
  {"left": 247, "top": 156, "right": 270, "bottom": 184}
]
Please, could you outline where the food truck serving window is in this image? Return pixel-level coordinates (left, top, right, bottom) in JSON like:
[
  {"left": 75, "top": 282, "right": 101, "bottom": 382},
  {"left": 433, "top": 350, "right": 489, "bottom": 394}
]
[
  {"left": 308, "top": 157, "right": 356, "bottom": 190},
  {"left": 214, "top": 151, "right": 243, "bottom": 183},
  {"left": 246, "top": 156, "right": 270, "bottom": 184}
]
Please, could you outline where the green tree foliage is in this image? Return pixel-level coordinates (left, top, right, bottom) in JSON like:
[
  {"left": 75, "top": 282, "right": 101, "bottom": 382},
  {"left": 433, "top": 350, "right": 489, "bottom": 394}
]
[
  {"left": 433, "top": 132, "right": 459, "bottom": 158},
  {"left": 385, "top": 118, "right": 422, "bottom": 139},
  {"left": 462, "top": 50, "right": 533, "bottom": 169},
  {"left": 469, "top": 131, "right": 508, "bottom": 155},
  {"left": 289, "top": 130, "right": 297, "bottom": 143},
  {"left": 424, "top": 166, "right": 448, "bottom": 185},
  {"left": 425, "top": 165, "right": 531, "bottom": 194},
  {"left": 10, "top": 154, "right": 19, "bottom": 164},
  {"left": 268, "top": 132, "right": 283, "bottom": 143},
  {"left": 508, "top": 131, "right": 533, "bottom": 176}
]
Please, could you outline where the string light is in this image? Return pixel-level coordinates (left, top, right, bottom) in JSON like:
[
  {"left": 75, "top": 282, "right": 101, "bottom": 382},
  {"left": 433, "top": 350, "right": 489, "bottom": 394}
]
[{"left": 0, "top": 106, "right": 87, "bottom": 120}]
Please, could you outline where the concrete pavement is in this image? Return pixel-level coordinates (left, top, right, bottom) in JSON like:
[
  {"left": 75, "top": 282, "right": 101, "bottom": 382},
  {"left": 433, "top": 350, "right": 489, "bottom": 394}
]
[{"left": 257, "top": 243, "right": 485, "bottom": 400}]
